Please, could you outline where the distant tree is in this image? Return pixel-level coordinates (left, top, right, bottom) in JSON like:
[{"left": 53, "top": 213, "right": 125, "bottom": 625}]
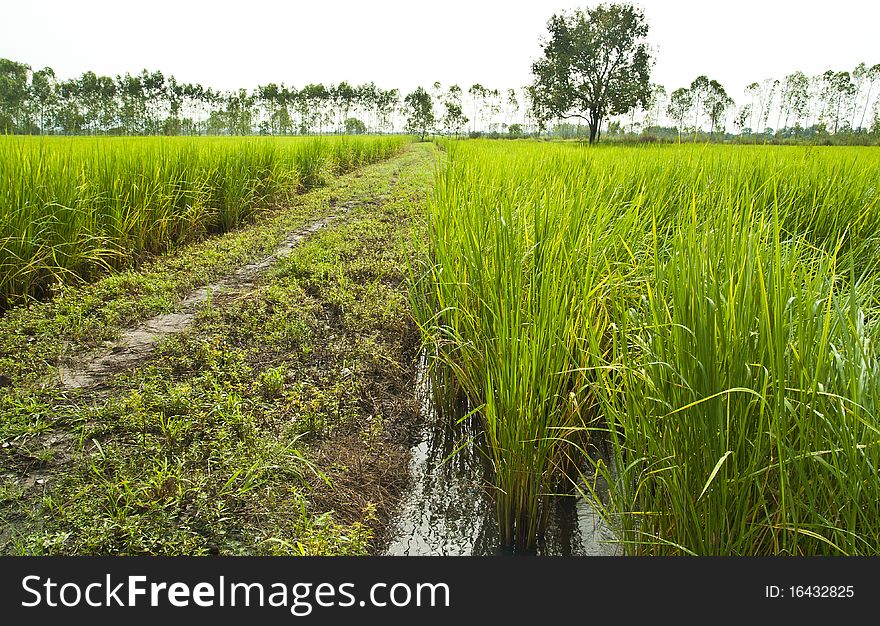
[
  {"left": 139, "top": 69, "right": 165, "bottom": 134},
  {"left": 206, "top": 109, "right": 226, "bottom": 135},
  {"left": 824, "top": 71, "right": 855, "bottom": 133},
  {"left": 688, "top": 76, "right": 710, "bottom": 138},
  {"left": 164, "top": 75, "right": 185, "bottom": 134},
  {"left": 519, "top": 85, "right": 537, "bottom": 133},
  {"left": 76, "top": 72, "right": 116, "bottom": 134},
  {"left": 746, "top": 79, "right": 778, "bottom": 141},
  {"left": 667, "top": 87, "right": 693, "bottom": 143},
  {"left": 762, "top": 80, "right": 780, "bottom": 136},
  {"left": 872, "top": 100, "right": 880, "bottom": 134},
  {"left": 779, "top": 71, "right": 810, "bottom": 131},
  {"left": 644, "top": 83, "right": 667, "bottom": 129},
  {"left": 298, "top": 83, "right": 329, "bottom": 134},
  {"left": 379, "top": 86, "right": 392, "bottom": 128},
  {"left": 733, "top": 104, "right": 752, "bottom": 136},
  {"left": 29, "top": 67, "right": 57, "bottom": 133},
  {"left": 353, "top": 82, "right": 375, "bottom": 131},
  {"left": 441, "top": 84, "right": 468, "bottom": 137},
  {"left": 97, "top": 74, "right": 118, "bottom": 132},
  {"left": 375, "top": 88, "right": 399, "bottom": 133},
  {"left": 117, "top": 72, "right": 145, "bottom": 134},
  {"left": 468, "top": 83, "right": 488, "bottom": 133},
  {"left": 683, "top": 76, "right": 732, "bottom": 140},
  {"left": 745, "top": 82, "right": 761, "bottom": 135},
  {"left": 430, "top": 81, "right": 444, "bottom": 128},
  {"left": 484, "top": 88, "right": 502, "bottom": 132},
  {"left": 344, "top": 117, "right": 366, "bottom": 134},
  {"left": 333, "top": 81, "right": 357, "bottom": 133},
  {"left": 529, "top": 3, "right": 653, "bottom": 143},
  {"left": 55, "top": 78, "right": 84, "bottom": 134},
  {"left": 0, "top": 58, "right": 31, "bottom": 132},
  {"left": 508, "top": 123, "right": 524, "bottom": 136},
  {"left": 258, "top": 82, "right": 280, "bottom": 133},
  {"left": 853, "top": 62, "right": 880, "bottom": 130},
  {"left": 200, "top": 87, "right": 223, "bottom": 134},
  {"left": 441, "top": 101, "right": 467, "bottom": 137},
  {"left": 404, "top": 86, "right": 435, "bottom": 141},
  {"left": 703, "top": 79, "right": 733, "bottom": 138},
  {"left": 225, "top": 88, "right": 255, "bottom": 135},
  {"left": 276, "top": 85, "right": 295, "bottom": 134},
  {"left": 803, "top": 74, "right": 824, "bottom": 130},
  {"left": 503, "top": 88, "right": 519, "bottom": 129}
]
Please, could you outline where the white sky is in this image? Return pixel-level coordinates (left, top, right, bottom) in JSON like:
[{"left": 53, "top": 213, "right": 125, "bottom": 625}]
[{"left": 2, "top": 0, "right": 879, "bottom": 104}]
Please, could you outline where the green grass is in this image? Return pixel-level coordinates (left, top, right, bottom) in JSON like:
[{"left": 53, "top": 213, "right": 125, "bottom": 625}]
[
  {"left": 0, "top": 135, "right": 407, "bottom": 309},
  {"left": 0, "top": 144, "right": 433, "bottom": 555},
  {"left": 413, "top": 140, "right": 880, "bottom": 555}
]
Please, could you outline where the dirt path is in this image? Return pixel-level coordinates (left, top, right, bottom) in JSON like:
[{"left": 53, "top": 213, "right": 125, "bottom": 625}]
[
  {"left": 0, "top": 143, "right": 434, "bottom": 555},
  {"left": 58, "top": 213, "right": 346, "bottom": 391}
]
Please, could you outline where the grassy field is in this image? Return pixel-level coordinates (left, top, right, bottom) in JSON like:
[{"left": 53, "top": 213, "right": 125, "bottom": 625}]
[
  {"left": 4, "top": 135, "right": 879, "bottom": 557},
  {"left": 0, "top": 135, "right": 407, "bottom": 309},
  {"left": 413, "top": 140, "right": 880, "bottom": 555},
  {"left": 0, "top": 142, "right": 432, "bottom": 555}
]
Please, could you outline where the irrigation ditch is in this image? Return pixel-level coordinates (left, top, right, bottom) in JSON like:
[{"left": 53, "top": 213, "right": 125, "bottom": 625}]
[{"left": 384, "top": 357, "right": 619, "bottom": 556}]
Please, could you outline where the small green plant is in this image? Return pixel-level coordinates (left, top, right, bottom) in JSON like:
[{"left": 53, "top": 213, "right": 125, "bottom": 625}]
[{"left": 259, "top": 365, "right": 287, "bottom": 398}]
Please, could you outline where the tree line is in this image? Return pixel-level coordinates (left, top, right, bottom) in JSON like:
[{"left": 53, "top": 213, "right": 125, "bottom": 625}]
[
  {"left": 527, "top": 4, "right": 880, "bottom": 143},
  {"left": 1, "top": 58, "right": 403, "bottom": 135},
  {"left": 0, "top": 58, "right": 536, "bottom": 137},
  {"left": 642, "top": 65, "right": 880, "bottom": 142},
  {"left": 3, "top": 3, "right": 879, "bottom": 143}
]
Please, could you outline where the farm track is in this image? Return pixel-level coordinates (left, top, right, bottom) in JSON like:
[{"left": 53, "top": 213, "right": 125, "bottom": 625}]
[
  {"left": 0, "top": 144, "right": 435, "bottom": 554},
  {"left": 59, "top": 213, "right": 349, "bottom": 391},
  {"left": 12, "top": 194, "right": 369, "bottom": 498}
]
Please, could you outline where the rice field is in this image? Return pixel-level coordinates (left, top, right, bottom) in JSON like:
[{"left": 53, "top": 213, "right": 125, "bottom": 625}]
[
  {"left": 4, "top": 134, "right": 880, "bottom": 557},
  {"left": 0, "top": 135, "right": 406, "bottom": 308},
  {"left": 413, "top": 140, "right": 880, "bottom": 555}
]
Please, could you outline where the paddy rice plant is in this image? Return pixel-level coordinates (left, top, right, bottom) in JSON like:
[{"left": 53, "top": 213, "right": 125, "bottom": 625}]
[
  {"left": 412, "top": 143, "right": 634, "bottom": 551},
  {"left": 591, "top": 197, "right": 880, "bottom": 555},
  {"left": 0, "top": 135, "right": 406, "bottom": 309},
  {"left": 413, "top": 139, "right": 880, "bottom": 555}
]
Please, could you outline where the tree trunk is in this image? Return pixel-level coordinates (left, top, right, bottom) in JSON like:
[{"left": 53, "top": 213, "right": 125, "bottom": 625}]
[
  {"left": 858, "top": 81, "right": 875, "bottom": 130},
  {"left": 588, "top": 110, "right": 600, "bottom": 144}
]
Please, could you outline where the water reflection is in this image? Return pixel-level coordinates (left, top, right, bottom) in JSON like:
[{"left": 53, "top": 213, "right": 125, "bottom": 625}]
[{"left": 385, "top": 363, "right": 619, "bottom": 556}]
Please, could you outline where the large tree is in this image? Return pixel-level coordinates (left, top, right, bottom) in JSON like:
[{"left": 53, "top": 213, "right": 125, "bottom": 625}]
[{"left": 529, "top": 3, "right": 653, "bottom": 144}]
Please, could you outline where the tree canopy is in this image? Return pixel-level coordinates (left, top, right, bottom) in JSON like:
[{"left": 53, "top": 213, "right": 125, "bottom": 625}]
[{"left": 529, "top": 2, "right": 653, "bottom": 143}]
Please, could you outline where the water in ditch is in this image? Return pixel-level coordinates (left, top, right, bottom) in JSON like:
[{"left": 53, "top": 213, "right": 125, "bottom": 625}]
[{"left": 384, "top": 365, "right": 619, "bottom": 556}]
